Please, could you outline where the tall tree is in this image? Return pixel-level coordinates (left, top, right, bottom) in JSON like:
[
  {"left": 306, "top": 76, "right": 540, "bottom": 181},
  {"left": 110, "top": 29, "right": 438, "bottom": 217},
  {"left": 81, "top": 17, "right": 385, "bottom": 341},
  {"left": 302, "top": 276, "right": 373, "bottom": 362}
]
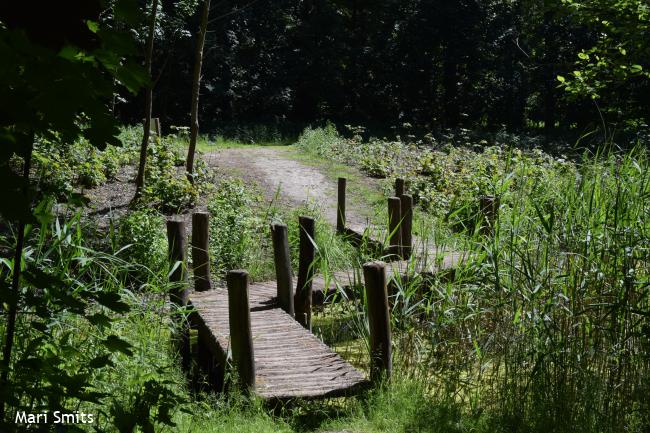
[
  {"left": 558, "top": 0, "right": 650, "bottom": 124},
  {"left": 186, "top": 0, "right": 211, "bottom": 180},
  {"left": 134, "top": 0, "right": 160, "bottom": 201},
  {"left": 0, "top": 0, "right": 146, "bottom": 423}
]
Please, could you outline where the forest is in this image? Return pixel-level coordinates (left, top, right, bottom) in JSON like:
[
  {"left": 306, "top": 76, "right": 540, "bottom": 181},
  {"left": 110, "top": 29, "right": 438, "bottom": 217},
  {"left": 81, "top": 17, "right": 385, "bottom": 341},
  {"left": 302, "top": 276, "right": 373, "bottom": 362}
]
[{"left": 1, "top": 0, "right": 649, "bottom": 432}]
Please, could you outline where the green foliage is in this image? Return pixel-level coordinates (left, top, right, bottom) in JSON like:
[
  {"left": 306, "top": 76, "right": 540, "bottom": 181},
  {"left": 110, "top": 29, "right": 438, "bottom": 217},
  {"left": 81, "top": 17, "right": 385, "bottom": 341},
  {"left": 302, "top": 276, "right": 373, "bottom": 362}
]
[
  {"left": 0, "top": 3, "right": 150, "bottom": 429},
  {"left": 116, "top": 209, "right": 167, "bottom": 277},
  {"left": 32, "top": 134, "right": 138, "bottom": 198},
  {"left": 98, "top": 295, "right": 188, "bottom": 432},
  {"left": 145, "top": 0, "right": 650, "bottom": 137},
  {"left": 139, "top": 136, "right": 212, "bottom": 213},
  {"left": 174, "top": 396, "right": 292, "bottom": 433},
  {"left": 0, "top": 216, "right": 133, "bottom": 424},
  {"left": 559, "top": 0, "right": 649, "bottom": 114},
  {"left": 0, "top": 2, "right": 147, "bottom": 222},
  {"left": 0, "top": 213, "right": 194, "bottom": 432},
  {"left": 32, "top": 127, "right": 211, "bottom": 213},
  {"left": 300, "top": 126, "right": 649, "bottom": 431},
  {"left": 298, "top": 126, "right": 573, "bottom": 228},
  {"left": 207, "top": 177, "right": 272, "bottom": 279},
  {"left": 320, "top": 380, "right": 489, "bottom": 433}
]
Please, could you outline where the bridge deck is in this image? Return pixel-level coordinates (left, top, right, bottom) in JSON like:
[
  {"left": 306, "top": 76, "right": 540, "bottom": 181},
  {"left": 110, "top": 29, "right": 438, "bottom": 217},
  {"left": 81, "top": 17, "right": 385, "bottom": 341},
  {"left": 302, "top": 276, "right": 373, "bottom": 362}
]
[
  {"left": 311, "top": 249, "right": 467, "bottom": 304},
  {"left": 188, "top": 244, "right": 465, "bottom": 399},
  {"left": 189, "top": 285, "right": 369, "bottom": 399}
]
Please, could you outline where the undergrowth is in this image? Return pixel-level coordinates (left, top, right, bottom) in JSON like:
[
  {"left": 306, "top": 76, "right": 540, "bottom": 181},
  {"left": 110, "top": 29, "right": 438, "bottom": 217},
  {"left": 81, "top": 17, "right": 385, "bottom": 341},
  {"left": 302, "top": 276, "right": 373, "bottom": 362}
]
[
  {"left": 300, "top": 125, "right": 650, "bottom": 433},
  {"left": 4, "top": 124, "right": 649, "bottom": 433}
]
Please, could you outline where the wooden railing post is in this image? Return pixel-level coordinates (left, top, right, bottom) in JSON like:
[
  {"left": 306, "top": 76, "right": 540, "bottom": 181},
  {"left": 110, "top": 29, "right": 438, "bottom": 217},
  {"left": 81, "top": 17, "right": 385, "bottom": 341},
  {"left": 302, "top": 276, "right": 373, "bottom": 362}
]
[
  {"left": 192, "top": 211, "right": 212, "bottom": 292},
  {"left": 337, "top": 177, "right": 347, "bottom": 234},
  {"left": 167, "top": 218, "right": 188, "bottom": 305},
  {"left": 295, "top": 216, "right": 315, "bottom": 330},
  {"left": 479, "top": 195, "right": 500, "bottom": 236},
  {"left": 166, "top": 218, "right": 190, "bottom": 370},
  {"left": 145, "top": 117, "right": 161, "bottom": 136},
  {"left": 400, "top": 194, "right": 413, "bottom": 259},
  {"left": 387, "top": 197, "right": 402, "bottom": 257},
  {"left": 395, "top": 177, "right": 405, "bottom": 198},
  {"left": 271, "top": 223, "right": 294, "bottom": 317},
  {"left": 227, "top": 270, "right": 255, "bottom": 392},
  {"left": 363, "top": 261, "right": 392, "bottom": 383}
]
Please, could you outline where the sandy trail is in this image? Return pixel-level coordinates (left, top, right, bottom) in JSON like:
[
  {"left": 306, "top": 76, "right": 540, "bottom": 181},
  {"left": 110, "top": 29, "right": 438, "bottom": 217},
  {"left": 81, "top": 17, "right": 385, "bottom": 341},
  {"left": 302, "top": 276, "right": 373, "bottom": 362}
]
[{"left": 204, "top": 146, "right": 373, "bottom": 231}]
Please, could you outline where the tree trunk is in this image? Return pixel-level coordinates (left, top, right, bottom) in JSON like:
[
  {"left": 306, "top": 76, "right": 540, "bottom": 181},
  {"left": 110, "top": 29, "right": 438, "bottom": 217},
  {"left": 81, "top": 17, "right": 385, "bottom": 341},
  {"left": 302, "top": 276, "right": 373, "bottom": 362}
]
[
  {"left": 134, "top": 0, "right": 160, "bottom": 200},
  {"left": 543, "top": 8, "right": 556, "bottom": 139},
  {"left": 0, "top": 134, "right": 33, "bottom": 421},
  {"left": 186, "top": 0, "right": 211, "bottom": 181}
]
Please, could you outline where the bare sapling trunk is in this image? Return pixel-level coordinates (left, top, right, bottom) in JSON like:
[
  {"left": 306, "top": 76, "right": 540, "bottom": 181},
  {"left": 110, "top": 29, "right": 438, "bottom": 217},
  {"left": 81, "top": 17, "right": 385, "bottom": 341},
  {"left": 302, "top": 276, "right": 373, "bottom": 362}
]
[
  {"left": 134, "top": 0, "right": 160, "bottom": 201},
  {"left": 186, "top": 0, "right": 211, "bottom": 181},
  {"left": 0, "top": 135, "right": 33, "bottom": 421}
]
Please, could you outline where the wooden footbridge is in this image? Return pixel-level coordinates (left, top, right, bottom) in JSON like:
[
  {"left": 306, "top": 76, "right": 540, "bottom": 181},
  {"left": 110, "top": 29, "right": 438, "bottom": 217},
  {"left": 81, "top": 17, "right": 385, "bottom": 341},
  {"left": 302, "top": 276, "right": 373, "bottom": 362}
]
[{"left": 166, "top": 178, "right": 481, "bottom": 400}]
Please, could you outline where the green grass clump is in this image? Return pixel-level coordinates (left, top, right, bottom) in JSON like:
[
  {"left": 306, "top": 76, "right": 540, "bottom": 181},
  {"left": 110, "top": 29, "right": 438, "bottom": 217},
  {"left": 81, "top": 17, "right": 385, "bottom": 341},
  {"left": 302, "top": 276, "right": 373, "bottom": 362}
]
[
  {"left": 207, "top": 177, "right": 276, "bottom": 281},
  {"left": 115, "top": 209, "right": 168, "bottom": 277}
]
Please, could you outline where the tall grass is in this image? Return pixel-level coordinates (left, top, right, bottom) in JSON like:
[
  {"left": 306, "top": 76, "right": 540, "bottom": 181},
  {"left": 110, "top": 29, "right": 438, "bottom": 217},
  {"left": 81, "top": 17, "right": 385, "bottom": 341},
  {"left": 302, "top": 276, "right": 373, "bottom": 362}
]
[
  {"left": 481, "top": 148, "right": 650, "bottom": 431},
  {"left": 315, "top": 147, "right": 650, "bottom": 432}
]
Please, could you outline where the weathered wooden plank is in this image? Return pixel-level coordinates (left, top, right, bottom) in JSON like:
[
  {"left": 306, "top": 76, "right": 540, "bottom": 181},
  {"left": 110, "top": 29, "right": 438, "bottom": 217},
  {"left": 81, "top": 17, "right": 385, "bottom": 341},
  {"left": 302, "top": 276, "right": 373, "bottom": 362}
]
[
  {"left": 310, "top": 249, "right": 468, "bottom": 305},
  {"left": 189, "top": 282, "right": 368, "bottom": 400}
]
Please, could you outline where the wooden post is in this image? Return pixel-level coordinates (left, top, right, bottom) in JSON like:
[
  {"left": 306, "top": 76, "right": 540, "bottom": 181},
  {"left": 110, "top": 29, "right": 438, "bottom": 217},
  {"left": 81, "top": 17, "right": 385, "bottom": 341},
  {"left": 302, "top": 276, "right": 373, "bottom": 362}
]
[
  {"left": 227, "top": 270, "right": 255, "bottom": 391},
  {"left": 145, "top": 117, "right": 161, "bottom": 136},
  {"left": 271, "top": 223, "right": 294, "bottom": 317},
  {"left": 166, "top": 218, "right": 190, "bottom": 370},
  {"left": 192, "top": 211, "right": 212, "bottom": 292},
  {"left": 337, "top": 177, "right": 347, "bottom": 234},
  {"left": 167, "top": 219, "right": 188, "bottom": 305},
  {"left": 395, "top": 177, "right": 405, "bottom": 198},
  {"left": 154, "top": 117, "right": 161, "bottom": 136},
  {"left": 400, "top": 194, "right": 413, "bottom": 259},
  {"left": 387, "top": 197, "right": 402, "bottom": 257},
  {"left": 479, "top": 195, "right": 499, "bottom": 236},
  {"left": 363, "top": 261, "right": 392, "bottom": 383},
  {"left": 295, "top": 216, "right": 315, "bottom": 330}
]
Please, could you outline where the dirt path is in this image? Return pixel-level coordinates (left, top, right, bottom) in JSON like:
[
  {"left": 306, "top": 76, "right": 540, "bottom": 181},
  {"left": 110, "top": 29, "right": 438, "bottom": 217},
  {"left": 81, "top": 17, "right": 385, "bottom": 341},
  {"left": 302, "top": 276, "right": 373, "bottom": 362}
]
[
  {"left": 80, "top": 145, "right": 380, "bottom": 239},
  {"left": 204, "top": 146, "right": 374, "bottom": 231}
]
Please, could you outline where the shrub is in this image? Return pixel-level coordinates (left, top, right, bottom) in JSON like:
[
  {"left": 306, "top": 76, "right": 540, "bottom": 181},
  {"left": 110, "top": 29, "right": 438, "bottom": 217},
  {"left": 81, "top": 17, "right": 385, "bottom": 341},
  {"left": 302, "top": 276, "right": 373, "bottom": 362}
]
[
  {"left": 296, "top": 125, "right": 576, "bottom": 226},
  {"left": 33, "top": 143, "right": 76, "bottom": 198},
  {"left": 76, "top": 146, "right": 108, "bottom": 188},
  {"left": 207, "top": 178, "right": 271, "bottom": 279},
  {"left": 116, "top": 209, "right": 167, "bottom": 276},
  {"left": 33, "top": 130, "right": 139, "bottom": 198},
  {"left": 296, "top": 123, "right": 341, "bottom": 156},
  {"left": 140, "top": 136, "right": 211, "bottom": 213}
]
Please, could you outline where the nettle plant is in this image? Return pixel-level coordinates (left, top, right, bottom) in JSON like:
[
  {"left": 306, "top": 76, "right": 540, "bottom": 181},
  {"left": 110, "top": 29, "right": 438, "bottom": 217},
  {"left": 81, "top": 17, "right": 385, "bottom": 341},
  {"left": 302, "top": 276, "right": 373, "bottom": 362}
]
[
  {"left": 32, "top": 134, "right": 138, "bottom": 199},
  {"left": 140, "top": 136, "right": 212, "bottom": 213}
]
